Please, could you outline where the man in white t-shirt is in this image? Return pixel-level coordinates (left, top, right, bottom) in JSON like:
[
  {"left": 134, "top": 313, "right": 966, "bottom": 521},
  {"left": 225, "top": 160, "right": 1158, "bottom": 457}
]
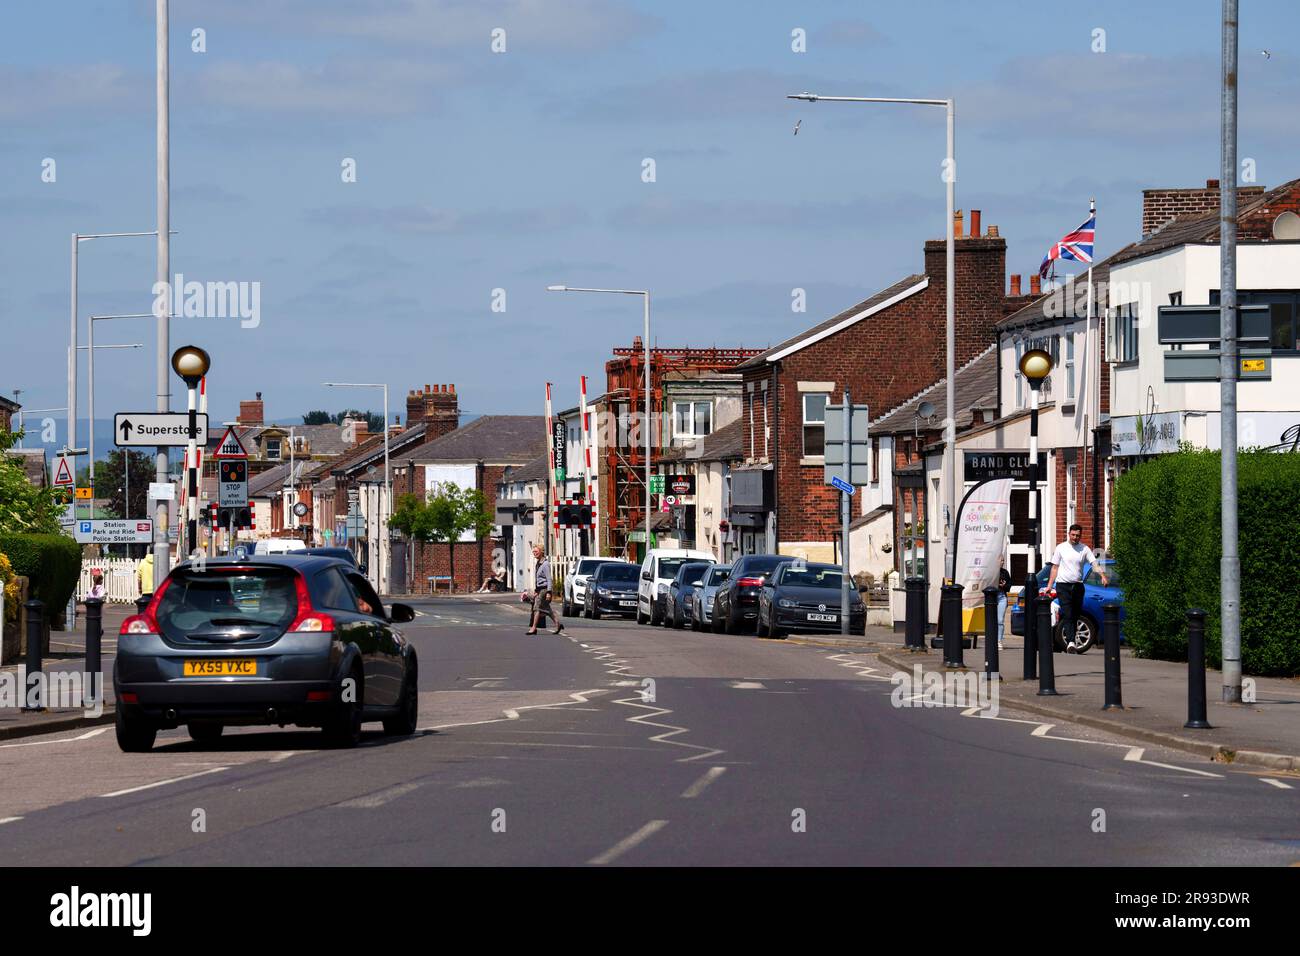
[{"left": 1047, "top": 524, "right": 1109, "bottom": 652}]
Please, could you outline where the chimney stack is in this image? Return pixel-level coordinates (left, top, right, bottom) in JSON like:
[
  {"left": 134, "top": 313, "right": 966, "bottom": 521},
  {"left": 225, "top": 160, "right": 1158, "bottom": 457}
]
[
  {"left": 986, "top": 224, "right": 999, "bottom": 238},
  {"left": 969, "top": 209, "right": 981, "bottom": 238},
  {"left": 1030, "top": 274, "right": 1042, "bottom": 296},
  {"left": 238, "top": 395, "right": 265, "bottom": 425},
  {"left": 1010, "top": 274, "right": 1022, "bottom": 296}
]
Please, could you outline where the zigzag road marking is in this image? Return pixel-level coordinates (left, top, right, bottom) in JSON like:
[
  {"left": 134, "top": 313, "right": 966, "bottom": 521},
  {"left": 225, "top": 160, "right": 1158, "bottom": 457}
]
[
  {"left": 825, "top": 652, "right": 896, "bottom": 682},
  {"left": 612, "top": 695, "right": 725, "bottom": 764}
]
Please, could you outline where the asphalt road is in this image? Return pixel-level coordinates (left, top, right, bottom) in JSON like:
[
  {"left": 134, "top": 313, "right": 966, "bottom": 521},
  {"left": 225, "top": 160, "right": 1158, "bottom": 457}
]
[{"left": 0, "top": 596, "right": 1296, "bottom": 865}]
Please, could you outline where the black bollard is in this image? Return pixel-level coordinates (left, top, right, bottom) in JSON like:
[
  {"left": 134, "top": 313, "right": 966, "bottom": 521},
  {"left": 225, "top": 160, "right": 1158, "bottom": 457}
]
[
  {"left": 1185, "top": 608, "right": 1212, "bottom": 729},
  {"left": 1036, "top": 589, "right": 1057, "bottom": 695},
  {"left": 84, "top": 597, "right": 103, "bottom": 707},
  {"left": 983, "top": 586, "right": 1000, "bottom": 677},
  {"left": 22, "top": 600, "right": 43, "bottom": 712},
  {"left": 905, "top": 576, "right": 925, "bottom": 650},
  {"left": 1103, "top": 602, "right": 1123, "bottom": 710},
  {"left": 1022, "top": 574, "right": 1037, "bottom": 681},
  {"left": 136, "top": 593, "right": 152, "bottom": 617},
  {"left": 941, "top": 583, "right": 964, "bottom": 668}
]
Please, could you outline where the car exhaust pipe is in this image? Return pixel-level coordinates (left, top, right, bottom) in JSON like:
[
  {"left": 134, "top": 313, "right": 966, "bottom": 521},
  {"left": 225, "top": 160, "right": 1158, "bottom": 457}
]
[
  {"left": 266, "top": 707, "right": 277, "bottom": 722},
  {"left": 164, "top": 708, "right": 177, "bottom": 722}
]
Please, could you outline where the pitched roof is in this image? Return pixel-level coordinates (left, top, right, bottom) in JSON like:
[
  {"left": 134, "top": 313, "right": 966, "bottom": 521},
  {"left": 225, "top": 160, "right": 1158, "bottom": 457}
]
[
  {"left": 995, "top": 254, "right": 1123, "bottom": 334},
  {"left": 738, "top": 274, "right": 929, "bottom": 369},
  {"left": 503, "top": 452, "right": 550, "bottom": 485},
  {"left": 657, "top": 418, "right": 744, "bottom": 464},
  {"left": 1110, "top": 176, "right": 1300, "bottom": 266},
  {"left": 870, "top": 345, "right": 999, "bottom": 435},
  {"left": 329, "top": 422, "right": 428, "bottom": 477},
  {"left": 409, "top": 415, "right": 545, "bottom": 464}
]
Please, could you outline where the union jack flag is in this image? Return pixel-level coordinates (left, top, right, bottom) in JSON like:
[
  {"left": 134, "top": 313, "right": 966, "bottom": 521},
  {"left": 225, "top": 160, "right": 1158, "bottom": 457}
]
[{"left": 1039, "top": 214, "right": 1095, "bottom": 278}]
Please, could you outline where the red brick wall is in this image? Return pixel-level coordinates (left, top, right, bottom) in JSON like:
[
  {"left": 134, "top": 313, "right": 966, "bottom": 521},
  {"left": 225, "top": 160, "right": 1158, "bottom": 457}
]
[
  {"left": 751, "top": 234, "right": 1009, "bottom": 545},
  {"left": 405, "top": 462, "right": 508, "bottom": 592},
  {"left": 1238, "top": 182, "right": 1300, "bottom": 240},
  {"left": 1141, "top": 182, "right": 1266, "bottom": 237}
]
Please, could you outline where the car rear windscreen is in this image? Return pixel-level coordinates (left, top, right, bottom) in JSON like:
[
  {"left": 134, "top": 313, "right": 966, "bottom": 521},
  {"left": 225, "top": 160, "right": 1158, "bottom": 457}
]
[
  {"left": 707, "top": 567, "right": 731, "bottom": 585},
  {"left": 599, "top": 564, "right": 639, "bottom": 583},
  {"left": 578, "top": 559, "right": 608, "bottom": 575},
  {"left": 156, "top": 568, "right": 299, "bottom": 640}
]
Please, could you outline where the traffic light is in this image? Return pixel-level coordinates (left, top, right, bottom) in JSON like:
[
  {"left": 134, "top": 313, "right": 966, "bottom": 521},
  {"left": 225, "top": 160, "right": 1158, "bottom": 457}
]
[
  {"left": 217, "top": 506, "right": 253, "bottom": 529},
  {"left": 554, "top": 500, "right": 595, "bottom": 529}
]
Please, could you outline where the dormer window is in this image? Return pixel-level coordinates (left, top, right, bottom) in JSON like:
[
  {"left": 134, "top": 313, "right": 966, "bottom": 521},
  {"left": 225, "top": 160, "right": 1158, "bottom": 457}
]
[{"left": 265, "top": 438, "right": 282, "bottom": 460}]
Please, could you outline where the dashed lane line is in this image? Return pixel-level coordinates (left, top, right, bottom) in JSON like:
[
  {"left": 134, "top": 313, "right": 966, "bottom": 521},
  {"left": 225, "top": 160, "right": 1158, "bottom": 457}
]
[
  {"left": 1260, "top": 778, "right": 1294, "bottom": 790},
  {"left": 587, "top": 820, "right": 669, "bottom": 865},
  {"left": 335, "top": 782, "right": 421, "bottom": 808},
  {"left": 681, "top": 766, "right": 727, "bottom": 799},
  {"left": 98, "top": 766, "right": 229, "bottom": 799},
  {"left": 0, "top": 816, "right": 24, "bottom": 825}
]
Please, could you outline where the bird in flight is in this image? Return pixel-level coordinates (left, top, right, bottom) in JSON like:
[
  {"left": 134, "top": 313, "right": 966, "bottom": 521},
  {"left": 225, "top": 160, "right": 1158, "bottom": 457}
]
[
  {"left": 793, "top": 119, "right": 802, "bottom": 136},
  {"left": 1261, "top": 49, "right": 1271, "bottom": 59}
]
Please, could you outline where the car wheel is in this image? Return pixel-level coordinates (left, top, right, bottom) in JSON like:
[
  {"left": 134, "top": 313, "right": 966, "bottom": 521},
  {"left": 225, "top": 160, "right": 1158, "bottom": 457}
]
[
  {"left": 116, "top": 707, "right": 157, "bottom": 753},
  {"left": 1073, "top": 616, "right": 1099, "bottom": 653},
  {"left": 726, "top": 606, "right": 740, "bottom": 635},
  {"left": 769, "top": 616, "right": 784, "bottom": 640},
  {"left": 383, "top": 658, "right": 419, "bottom": 736},
  {"left": 712, "top": 604, "right": 725, "bottom": 633},
  {"left": 591, "top": 606, "right": 601, "bottom": 620},
  {"left": 323, "top": 666, "right": 363, "bottom": 748},
  {"left": 187, "top": 722, "right": 223, "bottom": 745},
  {"left": 650, "top": 601, "right": 661, "bottom": 626},
  {"left": 691, "top": 612, "right": 702, "bottom": 632},
  {"left": 636, "top": 602, "right": 647, "bottom": 625}
]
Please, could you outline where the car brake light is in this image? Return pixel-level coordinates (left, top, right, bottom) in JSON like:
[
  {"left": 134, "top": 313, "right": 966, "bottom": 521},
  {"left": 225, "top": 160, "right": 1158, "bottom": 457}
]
[
  {"left": 737, "top": 577, "right": 764, "bottom": 587},
  {"left": 120, "top": 692, "right": 138, "bottom": 704},
  {"left": 120, "top": 576, "right": 171, "bottom": 635},
  {"left": 288, "top": 572, "right": 334, "bottom": 633},
  {"left": 306, "top": 690, "right": 331, "bottom": 702}
]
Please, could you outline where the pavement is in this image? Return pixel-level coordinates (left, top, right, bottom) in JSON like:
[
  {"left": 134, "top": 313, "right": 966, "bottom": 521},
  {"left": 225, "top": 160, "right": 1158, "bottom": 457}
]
[{"left": 784, "top": 621, "right": 1300, "bottom": 772}]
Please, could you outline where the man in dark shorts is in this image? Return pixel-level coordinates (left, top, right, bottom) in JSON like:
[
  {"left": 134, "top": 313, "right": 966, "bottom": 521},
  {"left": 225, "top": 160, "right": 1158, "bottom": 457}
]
[{"left": 526, "top": 544, "right": 564, "bottom": 635}]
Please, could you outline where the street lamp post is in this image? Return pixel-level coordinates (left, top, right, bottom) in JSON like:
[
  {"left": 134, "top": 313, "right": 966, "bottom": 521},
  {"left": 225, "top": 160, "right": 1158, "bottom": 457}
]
[
  {"left": 787, "top": 91, "right": 957, "bottom": 581},
  {"left": 547, "top": 285, "right": 651, "bottom": 556},
  {"left": 1019, "top": 348, "right": 1053, "bottom": 680},
  {"left": 79, "top": 339, "right": 145, "bottom": 506},
  {"left": 325, "top": 383, "right": 390, "bottom": 592},
  {"left": 172, "top": 346, "right": 211, "bottom": 557}
]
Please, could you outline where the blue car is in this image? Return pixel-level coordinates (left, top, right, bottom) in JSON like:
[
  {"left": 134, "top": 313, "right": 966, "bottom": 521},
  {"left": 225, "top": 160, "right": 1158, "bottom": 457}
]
[{"left": 1009, "top": 559, "right": 1124, "bottom": 653}]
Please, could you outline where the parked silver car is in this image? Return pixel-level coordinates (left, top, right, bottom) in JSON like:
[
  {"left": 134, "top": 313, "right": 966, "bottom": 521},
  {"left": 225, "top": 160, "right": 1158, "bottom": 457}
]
[{"left": 690, "top": 564, "right": 732, "bottom": 631}]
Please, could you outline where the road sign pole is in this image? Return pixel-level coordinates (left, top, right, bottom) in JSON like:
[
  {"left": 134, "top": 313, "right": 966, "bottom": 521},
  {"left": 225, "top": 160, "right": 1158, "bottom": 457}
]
[
  {"left": 185, "top": 382, "right": 198, "bottom": 557},
  {"left": 842, "top": 388, "right": 851, "bottom": 636}
]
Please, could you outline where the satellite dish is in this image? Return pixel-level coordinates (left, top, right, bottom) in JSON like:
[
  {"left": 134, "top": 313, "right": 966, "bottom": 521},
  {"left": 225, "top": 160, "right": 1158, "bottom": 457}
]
[
  {"left": 1273, "top": 211, "right": 1300, "bottom": 240},
  {"left": 918, "top": 401, "right": 935, "bottom": 419}
]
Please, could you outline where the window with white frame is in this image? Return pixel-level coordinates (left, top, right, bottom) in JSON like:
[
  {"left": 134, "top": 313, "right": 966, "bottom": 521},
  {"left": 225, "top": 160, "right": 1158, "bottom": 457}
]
[
  {"left": 747, "top": 391, "right": 755, "bottom": 458},
  {"left": 265, "top": 438, "right": 282, "bottom": 460},
  {"left": 802, "top": 393, "right": 829, "bottom": 457},
  {"left": 673, "top": 401, "right": 712, "bottom": 439},
  {"left": 1014, "top": 340, "right": 1025, "bottom": 408},
  {"left": 761, "top": 386, "right": 769, "bottom": 458},
  {"left": 1113, "top": 303, "right": 1139, "bottom": 363},
  {"left": 1065, "top": 332, "right": 1075, "bottom": 402}
]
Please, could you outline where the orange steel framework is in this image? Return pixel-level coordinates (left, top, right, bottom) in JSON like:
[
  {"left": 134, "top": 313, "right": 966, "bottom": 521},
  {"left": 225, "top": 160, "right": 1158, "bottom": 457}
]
[{"left": 602, "top": 340, "right": 761, "bottom": 557}]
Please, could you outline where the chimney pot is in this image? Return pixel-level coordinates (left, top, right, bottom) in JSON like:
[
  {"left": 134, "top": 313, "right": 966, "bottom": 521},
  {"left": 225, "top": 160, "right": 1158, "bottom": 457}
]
[
  {"left": 1010, "top": 274, "right": 1022, "bottom": 296},
  {"left": 953, "top": 209, "right": 964, "bottom": 239},
  {"left": 986, "top": 225, "right": 999, "bottom": 238},
  {"left": 1030, "top": 274, "right": 1042, "bottom": 295},
  {"left": 1206, "top": 179, "right": 1220, "bottom": 189},
  {"left": 969, "top": 209, "right": 981, "bottom": 238},
  {"left": 425, "top": 384, "right": 430, "bottom": 393}
]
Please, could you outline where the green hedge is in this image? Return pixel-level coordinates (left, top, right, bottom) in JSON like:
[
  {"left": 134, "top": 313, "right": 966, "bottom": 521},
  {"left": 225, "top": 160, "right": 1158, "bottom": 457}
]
[
  {"left": 0, "top": 533, "right": 82, "bottom": 614},
  {"left": 1113, "top": 447, "right": 1300, "bottom": 676}
]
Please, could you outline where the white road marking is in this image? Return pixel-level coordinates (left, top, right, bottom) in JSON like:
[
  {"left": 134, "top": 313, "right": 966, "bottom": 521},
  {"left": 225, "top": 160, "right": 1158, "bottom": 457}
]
[
  {"left": 99, "top": 766, "right": 229, "bottom": 798},
  {"left": 613, "top": 696, "right": 725, "bottom": 763},
  {"left": 1260, "top": 777, "right": 1294, "bottom": 790},
  {"left": 0, "top": 726, "right": 111, "bottom": 749},
  {"left": 681, "top": 766, "right": 727, "bottom": 799},
  {"left": 416, "top": 689, "right": 607, "bottom": 733},
  {"left": 825, "top": 653, "right": 894, "bottom": 682},
  {"left": 0, "top": 816, "right": 24, "bottom": 825},
  {"left": 268, "top": 751, "right": 303, "bottom": 763},
  {"left": 728, "top": 681, "right": 765, "bottom": 689},
  {"left": 1121, "top": 747, "right": 1224, "bottom": 778},
  {"left": 588, "top": 820, "right": 669, "bottom": 865},
  {"left": 336, "top": 782, "right": 420, "bottom": 808}
]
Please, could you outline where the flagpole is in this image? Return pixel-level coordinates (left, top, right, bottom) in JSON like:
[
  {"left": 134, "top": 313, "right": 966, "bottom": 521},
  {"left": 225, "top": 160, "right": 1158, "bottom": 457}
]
[{"left": 1086, "top": 197, "right": 1095, "bottom": 544}]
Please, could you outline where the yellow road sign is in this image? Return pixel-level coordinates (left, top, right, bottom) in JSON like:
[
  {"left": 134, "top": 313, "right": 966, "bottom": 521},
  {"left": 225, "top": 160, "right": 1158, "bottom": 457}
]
[
  {"left": 75, "top": 487, "right": 93, "bottom": 500},
  {"left": 1241, "top": 358, "right": 1266, "bottom": 373}
]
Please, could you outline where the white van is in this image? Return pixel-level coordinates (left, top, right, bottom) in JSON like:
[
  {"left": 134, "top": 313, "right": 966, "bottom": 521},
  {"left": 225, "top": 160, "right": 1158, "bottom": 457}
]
[
  {"left": 252, "top": 537, "right": 308, "bottom": 555},
  {"left": 637, "top": 548, "right": 716, "bottom": 626}
]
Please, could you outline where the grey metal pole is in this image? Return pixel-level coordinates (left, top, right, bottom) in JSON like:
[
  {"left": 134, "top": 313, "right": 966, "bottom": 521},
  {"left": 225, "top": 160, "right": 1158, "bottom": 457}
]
[
  {"left": 383, "top": 385, "right": 391, "bottom": 593},
  {"left": 943, "top": 98, "right": 956, "bottom": 584},
  {"left": 842, "top": 388, "right": 851, "bottom": 636},
  {"left": 1220, "top": 0, "right": 1242, "bottom": 702},
  {"left": 644, "top": 292, "right": 652, "bottom": 552},
  {"left": 87, "top": 312, "right": 95, "bottom": 500},
  {"left": 154, "top": 0, "right": 171, "bottom": 590},
  {"left": 69, "top": 234, "right": 78, "bottom": 461}
]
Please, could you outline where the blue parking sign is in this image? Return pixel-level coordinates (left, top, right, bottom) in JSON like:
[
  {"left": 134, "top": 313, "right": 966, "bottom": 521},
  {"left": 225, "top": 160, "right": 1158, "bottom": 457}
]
[{"left": 80, "top": 521, "right": 92, "bottom": 533}]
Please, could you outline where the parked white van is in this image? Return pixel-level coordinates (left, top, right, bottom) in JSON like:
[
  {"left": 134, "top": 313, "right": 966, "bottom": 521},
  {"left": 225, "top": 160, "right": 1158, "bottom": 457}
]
[
  {"left": 637, "top": 548, "right": 716, "bottom": 626},
  {"left": 252, "top": 537, "right": 308, "bottom": 555}
]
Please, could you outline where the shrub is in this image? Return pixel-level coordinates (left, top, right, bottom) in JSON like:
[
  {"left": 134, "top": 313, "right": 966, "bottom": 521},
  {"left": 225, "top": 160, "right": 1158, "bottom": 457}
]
[
  {"left": 1113, "top": 448, "right": 1300, "bottom": 676},
  {"left": 0, "top": 551, "right": 18, "bottom": 627},
  {"left": 0, "top": 533, "right": 82, "bottom": 615}
]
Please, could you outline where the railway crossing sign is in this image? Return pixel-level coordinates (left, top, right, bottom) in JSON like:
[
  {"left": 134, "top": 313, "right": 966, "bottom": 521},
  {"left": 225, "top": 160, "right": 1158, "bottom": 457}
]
[{"left": 213, "top": 426, "right": 249, "bottom": 459}]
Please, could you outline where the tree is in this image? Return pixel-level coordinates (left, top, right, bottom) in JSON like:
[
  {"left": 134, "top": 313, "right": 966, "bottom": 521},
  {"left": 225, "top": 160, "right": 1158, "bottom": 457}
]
[
  {"left": 0, "top": 429, "right": 64, "bottom": 534},
  {"left": 302, "top": 409, "right": 385, "bottom": 431},
  {"left": 389, "top": 482, "right": 493, "bottom": 591},
  {"left": 95, "top": 450, "right": 155, "bottom": 519},
  {"left": 302, "top": 410, "right": 332, "bottom": 425}
]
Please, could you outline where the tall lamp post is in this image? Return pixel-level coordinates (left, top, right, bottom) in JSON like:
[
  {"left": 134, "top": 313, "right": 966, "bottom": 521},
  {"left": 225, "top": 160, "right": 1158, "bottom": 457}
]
[
  {"left": 171, "top": 345, "right": 210, "bottom": 557},
  {"left": 324, "top": 383, "right": 390, "bottom": 592},
  {"left": 547, "top": 285, "right": 651, "bottom": 556},
  {"left": 1019, "top": 348, "right": 1053, "bottom": 679},
  {"left": 786, "top": 91, "right": 957, "bottom": 581},
  {"left": 79, "top": 339, "right": 145, "bottom": 504}
]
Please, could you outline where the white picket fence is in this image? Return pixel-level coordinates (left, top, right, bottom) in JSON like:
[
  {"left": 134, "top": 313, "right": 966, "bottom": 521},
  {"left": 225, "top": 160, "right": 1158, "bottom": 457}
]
[{"left": 77, "top": 558, "right": 141, "bottom": 603}]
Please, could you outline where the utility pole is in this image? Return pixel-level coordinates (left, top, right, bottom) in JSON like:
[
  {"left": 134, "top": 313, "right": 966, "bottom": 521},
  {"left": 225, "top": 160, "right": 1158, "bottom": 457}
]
[
  {"left": 153, "top": 0, "right": 171, "bottom": 589},
  {"left": 1219, "top": 0, "right": 1242, "bottom": 702},
  {"left": 841, "top": 387, "right": 851, "bottom": 636}
]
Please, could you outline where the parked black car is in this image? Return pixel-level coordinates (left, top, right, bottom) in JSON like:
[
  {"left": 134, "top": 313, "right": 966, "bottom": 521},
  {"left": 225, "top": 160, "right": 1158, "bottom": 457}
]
[
  {"left": 583, "top": 561, "right": 641, "bottom": 619},
  {"left": 113, "top": 554, "right": 419, "bottom": 752},
  {"left": 712, "top": 554, "right": 795, "bottom": 634},
  {"left": 666, "top": 560, "right": 713, "bottom": 629},
  {"left": 757, "top": 562, "right": 865, "bottom": 638}
]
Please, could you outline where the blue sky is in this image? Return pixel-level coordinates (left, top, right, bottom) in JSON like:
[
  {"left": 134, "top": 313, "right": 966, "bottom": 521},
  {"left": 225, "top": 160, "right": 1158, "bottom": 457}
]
[{"left": 3, "top": 0, "right": 1298, "bottom": 450}]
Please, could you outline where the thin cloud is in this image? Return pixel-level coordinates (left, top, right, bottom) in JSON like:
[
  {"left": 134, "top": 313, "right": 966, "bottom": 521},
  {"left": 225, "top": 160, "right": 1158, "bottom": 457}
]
[{"left": 304, "top": 203, "right": 592, "bottom": 235}]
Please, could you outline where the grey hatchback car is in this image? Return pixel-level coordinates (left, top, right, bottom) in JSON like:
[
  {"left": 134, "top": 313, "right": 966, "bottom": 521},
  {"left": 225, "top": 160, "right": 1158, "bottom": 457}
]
[{"left": 113, "top": 555, "right": 419, "bottom": 752}]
